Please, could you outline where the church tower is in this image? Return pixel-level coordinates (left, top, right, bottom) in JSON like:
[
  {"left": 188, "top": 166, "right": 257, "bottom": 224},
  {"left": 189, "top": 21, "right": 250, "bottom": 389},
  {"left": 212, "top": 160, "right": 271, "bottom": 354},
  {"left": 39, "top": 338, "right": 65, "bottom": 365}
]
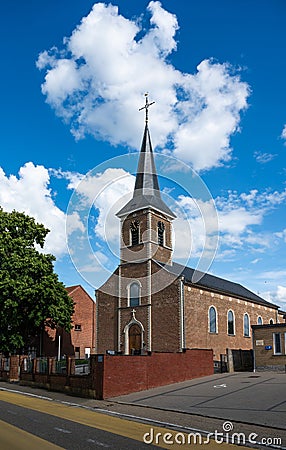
[
  {"left": 97, "top": 95, "right": 179, "bottom": 356},
  {"left": 110, "top": 94, "right": 176, "bottom": 355},
  {"left": 116, "top": 94, "right": 176, "bottom": 266}
]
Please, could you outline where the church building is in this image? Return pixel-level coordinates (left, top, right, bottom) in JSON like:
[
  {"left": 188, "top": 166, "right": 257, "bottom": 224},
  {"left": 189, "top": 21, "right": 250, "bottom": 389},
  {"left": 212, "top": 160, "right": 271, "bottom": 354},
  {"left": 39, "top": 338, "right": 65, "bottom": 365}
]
[{"left": 96, "top": 95, "right": 279, "bottom": 365}]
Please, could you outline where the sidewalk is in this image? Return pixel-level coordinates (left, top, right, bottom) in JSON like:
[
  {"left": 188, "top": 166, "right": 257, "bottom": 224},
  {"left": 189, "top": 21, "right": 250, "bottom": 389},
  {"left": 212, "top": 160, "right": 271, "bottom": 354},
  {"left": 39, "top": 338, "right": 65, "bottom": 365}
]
[{"left": 110, "top": 372, "right": 286, "bottom": 428}]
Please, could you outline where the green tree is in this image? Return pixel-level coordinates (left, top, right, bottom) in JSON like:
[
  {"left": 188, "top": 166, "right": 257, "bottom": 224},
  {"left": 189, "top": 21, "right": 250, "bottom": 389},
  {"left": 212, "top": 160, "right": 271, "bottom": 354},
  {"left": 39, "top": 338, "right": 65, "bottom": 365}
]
[{"left": 0, "top": 207, "right": 74, "bottom": 353}]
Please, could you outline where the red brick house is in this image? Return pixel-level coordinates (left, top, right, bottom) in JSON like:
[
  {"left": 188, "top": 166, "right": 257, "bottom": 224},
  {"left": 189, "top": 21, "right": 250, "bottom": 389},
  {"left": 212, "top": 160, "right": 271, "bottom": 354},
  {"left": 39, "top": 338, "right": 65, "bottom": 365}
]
[
  {"left": 96, "top": 104, "right": 280, "bottom": 366},
  {"left": 43, "top": 285, "right": 96, "bottom": 359}
]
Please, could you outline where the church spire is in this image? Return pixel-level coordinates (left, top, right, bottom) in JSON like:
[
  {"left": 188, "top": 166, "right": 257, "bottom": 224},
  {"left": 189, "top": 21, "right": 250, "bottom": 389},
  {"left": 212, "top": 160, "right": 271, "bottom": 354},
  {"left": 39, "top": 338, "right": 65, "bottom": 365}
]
[{"left": 116, "top": 94, "right": 175, "bottom": 219}]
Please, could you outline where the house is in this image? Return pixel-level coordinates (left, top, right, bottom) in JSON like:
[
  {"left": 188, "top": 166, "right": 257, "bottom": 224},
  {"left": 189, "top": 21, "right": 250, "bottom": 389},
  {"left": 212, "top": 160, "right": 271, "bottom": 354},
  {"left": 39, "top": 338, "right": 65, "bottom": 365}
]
[
  {"left": 252, "top": 323, "right": 286, "bottom": 372},
  {"left": 43, "top": 285, "right": 96, "bottom": 359},
  {"left": 96, "top": 96, "right": 279, "bottom": 368},
  {"left": 278, "top": 309, "right": 286, "bottom": 323}
]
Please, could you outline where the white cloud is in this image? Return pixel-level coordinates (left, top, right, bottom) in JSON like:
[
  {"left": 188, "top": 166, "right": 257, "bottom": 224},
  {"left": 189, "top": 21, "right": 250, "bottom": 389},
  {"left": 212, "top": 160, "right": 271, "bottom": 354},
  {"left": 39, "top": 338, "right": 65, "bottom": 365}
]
[
  {"left": 37, "top": 1, "right": 249, "bottom": 172},
  {"left": 281, "top": 124, "right": 286, "bottom": 142},
  {"left": 0, "top": 162, "right": 83, "bottom": 257},
  {"left": 254, "top": 151, "right": 277, "bottom": 164},
  {"left": 251, "top": 258, "right": 261, "bottom": 264},
  {"left": 275, "top": 228, "right": 286, "bottom": 242},
  {"left": 66, "top": 212, "right": 85, "bottom": 235},
  {"left": 212, "top": 188, "right": 286, "bottom": 253},
  {"left": 276, "top": 286, "right": 286, "bottom": 305},
  {"left": 65, "top": 167, "right": 134, "bottom": 243}
]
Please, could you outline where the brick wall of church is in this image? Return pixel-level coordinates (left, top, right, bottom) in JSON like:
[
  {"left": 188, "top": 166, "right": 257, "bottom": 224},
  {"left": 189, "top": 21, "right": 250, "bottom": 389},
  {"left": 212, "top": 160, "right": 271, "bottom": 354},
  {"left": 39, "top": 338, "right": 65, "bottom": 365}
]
[
  {"left": 96, "top": 291, "right": 118, "bottom": 353},
  {"left": 96, "top": 272, "right": 119, "bottom": 354},
  {"left": 119, "top": 262, "right": 150, "bottom": 351},
  {"left": 184, "top": 284, "right": 277, "bottom": 360},
  {"left": 120, "top": 262, "right": 149, "bottom": 304},
  {"left": 150, "top": 261, "right": 181, "bottom": 352}
]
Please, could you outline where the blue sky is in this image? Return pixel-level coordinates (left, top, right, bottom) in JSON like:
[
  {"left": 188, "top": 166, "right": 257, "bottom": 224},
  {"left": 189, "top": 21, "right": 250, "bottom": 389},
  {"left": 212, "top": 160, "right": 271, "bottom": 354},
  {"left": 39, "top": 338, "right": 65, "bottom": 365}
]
[{"left": 1, "top": 0, "right": 286, "bottom": 307}]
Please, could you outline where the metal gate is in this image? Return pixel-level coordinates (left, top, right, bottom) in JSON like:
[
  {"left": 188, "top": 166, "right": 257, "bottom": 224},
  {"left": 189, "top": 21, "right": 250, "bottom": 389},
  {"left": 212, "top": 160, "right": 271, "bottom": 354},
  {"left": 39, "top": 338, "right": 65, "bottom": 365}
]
[{"left": 232, "top": 349, "right": 254, "bottom": 371}]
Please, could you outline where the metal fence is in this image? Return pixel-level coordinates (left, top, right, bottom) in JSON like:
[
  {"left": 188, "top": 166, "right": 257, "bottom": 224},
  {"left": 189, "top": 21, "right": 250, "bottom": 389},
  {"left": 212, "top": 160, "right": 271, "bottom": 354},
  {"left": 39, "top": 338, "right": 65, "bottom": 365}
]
[
  {"left": 20, "top": 356, "right": 90, "bottom": 376},
  {"left": 0, "top": 357, "right": 9, "bottom": 372}
]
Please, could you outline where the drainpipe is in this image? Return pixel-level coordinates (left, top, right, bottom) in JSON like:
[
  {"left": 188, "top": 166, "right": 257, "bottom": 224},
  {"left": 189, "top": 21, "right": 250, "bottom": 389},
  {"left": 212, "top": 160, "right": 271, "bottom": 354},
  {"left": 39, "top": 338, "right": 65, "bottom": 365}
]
[
  {"left": 252, "top": 327, "right": 256, "bottom": 373},
  {"left": 179, "top": 276, "right": 185, "bottom": 351}
]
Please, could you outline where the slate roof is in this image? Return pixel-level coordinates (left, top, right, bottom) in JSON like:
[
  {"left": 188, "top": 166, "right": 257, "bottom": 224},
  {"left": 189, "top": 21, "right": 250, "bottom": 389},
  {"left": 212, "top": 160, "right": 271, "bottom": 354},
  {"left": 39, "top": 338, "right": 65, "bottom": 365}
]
[
  {"left": 116, "top": 124, "right": 176, "bottom": 219},
  {"left": 157, "top": 260, "right": 278, "bottom": 309}
]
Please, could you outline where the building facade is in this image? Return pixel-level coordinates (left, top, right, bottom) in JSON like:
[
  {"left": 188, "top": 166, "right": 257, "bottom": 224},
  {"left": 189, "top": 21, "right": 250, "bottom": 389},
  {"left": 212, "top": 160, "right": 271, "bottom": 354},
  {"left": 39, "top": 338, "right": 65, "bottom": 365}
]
[
  {"left": 96, "top": 97, "right": 280, "bottom": 363},
  {"left": 252, "top": 323, "right": 286, "bottom": 371},
  {"left": 43, "top": 285, "right": 96, "bottom": 359}
]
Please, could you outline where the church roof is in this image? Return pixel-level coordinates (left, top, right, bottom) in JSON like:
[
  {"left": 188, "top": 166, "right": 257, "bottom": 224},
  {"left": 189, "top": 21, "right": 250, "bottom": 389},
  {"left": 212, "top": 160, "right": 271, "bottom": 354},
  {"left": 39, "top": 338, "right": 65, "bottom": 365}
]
[
  {"left": 159, "top": 261, "right": 278, "bottom": 309},
  {"left": 116, "top": 122, "right": 175, "bottom": 219}
]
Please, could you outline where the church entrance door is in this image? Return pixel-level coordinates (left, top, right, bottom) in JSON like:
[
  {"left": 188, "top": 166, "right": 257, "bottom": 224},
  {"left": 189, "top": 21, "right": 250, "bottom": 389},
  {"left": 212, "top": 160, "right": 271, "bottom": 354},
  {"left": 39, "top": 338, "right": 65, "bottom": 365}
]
[{"left": 129, "top": 324, "right": 141, "bottom": 355}]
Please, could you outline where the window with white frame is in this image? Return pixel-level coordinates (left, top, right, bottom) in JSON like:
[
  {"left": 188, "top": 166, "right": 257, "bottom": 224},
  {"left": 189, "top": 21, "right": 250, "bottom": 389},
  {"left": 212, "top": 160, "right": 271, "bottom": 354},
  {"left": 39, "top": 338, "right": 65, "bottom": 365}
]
[
  {"left": 227, "top": 310, "right": 235, "bottom": 335},
  {"left": 129, "top": 282, "right": 140, "bottom": 307},
  {"left": 244, "top": 313, "right": 250, "bottom": 337},
  {"left": 209, "top": 306, "right": 217, "bottom": 333},
  {"left": 257, "top": 316, "right": 263, "bottom": 325},
  {"left": 273, "top": 333, "right": 282, "bottom": 355}
]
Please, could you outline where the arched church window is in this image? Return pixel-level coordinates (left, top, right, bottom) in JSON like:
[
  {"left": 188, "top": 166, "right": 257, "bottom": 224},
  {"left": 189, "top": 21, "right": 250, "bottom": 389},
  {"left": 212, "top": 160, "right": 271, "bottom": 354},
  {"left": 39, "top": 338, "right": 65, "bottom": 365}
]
[
  {"left": 227, "top": 310, "right": 235, "bottom": 335},
  {"left": 257, "top": 316, "right": 263, "bottom": 325},
  {"left": 129, "top": 282, "right": 140, "bottom": 307},
  {"left": 158, "top": 221, "right": 165, "bottom": 247},
  {"left": 269, "top": 318, "right": 274, "bottom": 325},
  {"left": 209, "top": 306, "right": 217, "bottom": 333},
  {"left": 244, "top": 313, "right": 250, "bottom": 337},
  {"left": 130, "top": 220, "right": 140, "bottom": 246}
]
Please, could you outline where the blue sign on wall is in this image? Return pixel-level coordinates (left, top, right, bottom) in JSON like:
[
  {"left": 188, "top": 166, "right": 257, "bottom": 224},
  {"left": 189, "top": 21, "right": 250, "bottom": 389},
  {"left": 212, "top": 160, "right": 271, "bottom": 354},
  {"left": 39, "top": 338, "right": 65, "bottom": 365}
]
[{"left": 265, "top": 345, "right": 272, "bottom": 350}]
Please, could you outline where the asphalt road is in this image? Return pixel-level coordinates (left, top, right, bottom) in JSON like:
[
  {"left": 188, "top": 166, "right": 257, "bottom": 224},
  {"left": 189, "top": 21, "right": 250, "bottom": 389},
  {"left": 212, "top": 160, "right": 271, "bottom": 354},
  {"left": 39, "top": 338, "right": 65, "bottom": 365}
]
[
  {"left": 0, "top": 388, "right": 248, "bottom": 449},
  {"left": 0, "top": 392, "right": 160, "bottom": 450}
]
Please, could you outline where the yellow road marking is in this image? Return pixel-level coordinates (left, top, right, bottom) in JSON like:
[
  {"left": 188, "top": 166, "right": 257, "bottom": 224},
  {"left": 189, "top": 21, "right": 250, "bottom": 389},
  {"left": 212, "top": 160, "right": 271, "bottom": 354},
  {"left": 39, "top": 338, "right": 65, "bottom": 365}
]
[
  {"left": 0, "top": 390, "right": 247, "bottom": 449},
  {"left": 0, "top": 418, "right": 63, "bottom": 449}
]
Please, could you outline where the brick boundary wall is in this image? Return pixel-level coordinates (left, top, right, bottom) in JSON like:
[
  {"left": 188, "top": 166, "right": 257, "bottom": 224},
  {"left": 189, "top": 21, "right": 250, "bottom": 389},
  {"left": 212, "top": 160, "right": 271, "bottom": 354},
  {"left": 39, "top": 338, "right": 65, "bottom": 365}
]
[
  {"left": 1, "top": 349, "right": 213, "bottom": 400},
  {"left": 95, "top": 349, "right": 213, "bottom": 399}
]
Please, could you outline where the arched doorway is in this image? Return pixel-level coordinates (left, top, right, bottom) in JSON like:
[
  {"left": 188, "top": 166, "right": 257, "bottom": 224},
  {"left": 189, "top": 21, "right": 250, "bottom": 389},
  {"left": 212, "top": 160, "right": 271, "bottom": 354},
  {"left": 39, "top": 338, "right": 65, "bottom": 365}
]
[{"left": 129, "top": 324, "right": 141, "bottom": 355}]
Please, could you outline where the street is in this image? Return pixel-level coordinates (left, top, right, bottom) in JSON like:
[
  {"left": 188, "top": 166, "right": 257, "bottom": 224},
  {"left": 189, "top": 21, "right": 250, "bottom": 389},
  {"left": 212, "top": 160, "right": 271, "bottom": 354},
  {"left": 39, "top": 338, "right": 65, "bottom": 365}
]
[
  {"left": 0, "top": 391, "right": 157, "bottom": 450},
  {"left": 0, "top": 387, "right": 246, "bottom": 449}
]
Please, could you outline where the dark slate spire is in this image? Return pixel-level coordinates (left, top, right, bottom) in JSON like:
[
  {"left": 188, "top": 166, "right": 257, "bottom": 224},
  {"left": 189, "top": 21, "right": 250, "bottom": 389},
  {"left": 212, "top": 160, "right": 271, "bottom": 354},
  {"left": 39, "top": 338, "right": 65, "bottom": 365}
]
[
  {"left": 133, "top": 124, "right": 160, "bottom": 196},
  {"left": 117, "top": 94, "right": 176, "bottom": 219}
]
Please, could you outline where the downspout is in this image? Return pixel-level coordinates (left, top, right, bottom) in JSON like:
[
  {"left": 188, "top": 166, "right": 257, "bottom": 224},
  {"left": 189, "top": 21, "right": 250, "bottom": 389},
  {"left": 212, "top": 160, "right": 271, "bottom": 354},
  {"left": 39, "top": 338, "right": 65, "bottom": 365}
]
[
  {"left": 147, "top": 211, "right": 152, "bottom": 352},
  {"left": 180, "top": 276, "right": 185, "bottom": 351},
  {"left": 93, "top": 292, "right": 96, "bottom": 353},
  {"left": 118, "top": 265, "right": 122, "bottom": 353},
  {"left": 252, "top": 326, "right": 256, "bottom": 373},
  {"left": 95, "top": 289, "right": 98, "bottom": 353}
]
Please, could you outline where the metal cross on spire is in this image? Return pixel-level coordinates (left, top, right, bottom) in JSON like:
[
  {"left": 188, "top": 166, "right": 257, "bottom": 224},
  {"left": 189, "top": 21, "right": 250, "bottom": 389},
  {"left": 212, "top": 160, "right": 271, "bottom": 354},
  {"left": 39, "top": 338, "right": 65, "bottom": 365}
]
[{"left": 139, "top": 93, "right": 155, "bottom": 124}]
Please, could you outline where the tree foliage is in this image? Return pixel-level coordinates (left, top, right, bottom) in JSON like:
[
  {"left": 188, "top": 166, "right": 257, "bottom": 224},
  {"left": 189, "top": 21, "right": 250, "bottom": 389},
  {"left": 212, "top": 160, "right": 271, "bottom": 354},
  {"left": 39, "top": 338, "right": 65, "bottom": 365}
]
[{"left": 0, "top": 208, "right": 74, "bottom": 353}]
